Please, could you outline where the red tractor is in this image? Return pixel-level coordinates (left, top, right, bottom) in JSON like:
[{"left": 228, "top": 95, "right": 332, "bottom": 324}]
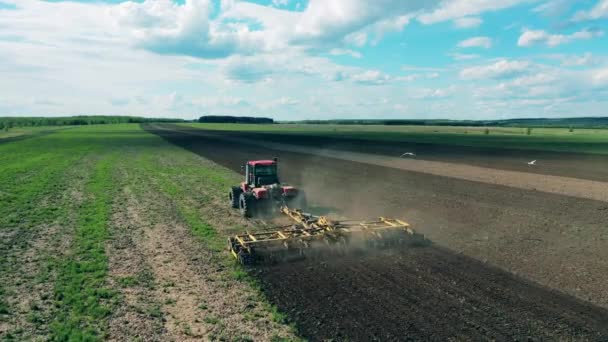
[{"left": 229, "top": 158, "right": 307, "bottom": 217}]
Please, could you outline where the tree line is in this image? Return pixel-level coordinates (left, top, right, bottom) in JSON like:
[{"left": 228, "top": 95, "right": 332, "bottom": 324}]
[
  {"left": 286, "top": 117, "right": 608, "bottom": 129},
  {"left": 198, "top": 115, "right": 274, "bottom": 124},
  {"left": 0, "top": 116, "right": 184, "bottom": 130}
]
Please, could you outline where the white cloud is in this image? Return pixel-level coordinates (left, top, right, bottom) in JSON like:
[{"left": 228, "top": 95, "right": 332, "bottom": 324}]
[
  {"left": 344, "top": 31, "right": 368, "bottom": 47},
  {"left": 350, "top": 70, "right": 391, "bottom": 85},
  {"left": 471, "top": 62, "right": 608, "bottom": 110},
  {"left": 271, "top": 0, "right": 289, "bottom": 8},
  {"left": 449, "top": 52, "right": 480, "bottom": 60},
  {"left": 457, "top": 36, "right": 492, "bottom": 49},
  {"left": 593, "top": 67, "right": 608, "bottom": 85},
  {"left": 34, "top": 99, "right": 62, "bottom": 107},
  {"left": 453, "top": 16, "right": 482, "bottom": 29},
  {"left": 396, "top": 75, "right": 419, "bottom": 82},
  {"left": 329, "top": 48, "right": 362, "bottom": 58},
  {"left": 401, "top": 65, "right": 445, "bottom": 72},
  {"left": 367, "top": 15, "right": 411, "bottom": 43},
  {"left": 547, "top": 52, "right": 600, "bottom": 67},
  {"left": 412, "top": 86, "right": 455, "bottom": 99},
  {"left": 533, "top": 0, "right": 573, "bottom": 17},
  {"left": 51, "top": 0, "right": 532, "bottom": 61},
  {"left": 110, "top": 98, "right": 131, "bottom": 106},
  {"left": 292, "top": 1, "right": 436, "bottom": 46},
  {"left": 193, "top": 96, "right": 251, "bottom": 108},
  {"left": 220, "top": 52, "right": 329, "bottom": 83},
  {"left": 418, "top": 0, "right": 527, "bottom": 24},
  {"left": 572, "top": 0, "right": 608, "bottom": 21},
  {"left": 275, "top": 96, "right": 300, "bottom": 106},
  {"left": 396, "top": 72, "right": 440, "bottom": 82},
  {"left": 355, "top": 98, "right": 389, "bottom": 107},
  {"left": 112, "top": 0, "right": 443, "bottom": 59},
  {"left": 222, "top": 58, "right": 274, "bottom": 83},
  {"left": 0, "top": 0, "right": 606, "bottom": 120},
  {"left": 219, "top": 52, "right": 394, "bottom": 88},
  {"left": 114, "top": 0, "right": 269, "bottom": 59},
  {"left": 460, "top": 59, "right": 531, "bottom": 80},
  {"left": 518, "top": 28, "right": 604, "bottom": 47}
]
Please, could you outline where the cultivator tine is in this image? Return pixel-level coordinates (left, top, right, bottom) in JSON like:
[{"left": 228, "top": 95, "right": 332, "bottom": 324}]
[{"left": 228, "top": 205, "right": 428, "bottom": 264}]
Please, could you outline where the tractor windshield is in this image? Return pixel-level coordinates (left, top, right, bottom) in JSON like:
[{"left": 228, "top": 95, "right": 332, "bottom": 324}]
[
  {"left": 254, "top": 164, "right": 277, "bottom": 176},
  {"left": 254, "top": 164, "right": 278, "bottom": 186}
]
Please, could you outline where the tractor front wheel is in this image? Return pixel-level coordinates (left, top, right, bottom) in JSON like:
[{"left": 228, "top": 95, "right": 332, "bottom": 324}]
[
  {"left": 229, "top": 186, "right": 242, "bottom": 209},
  {"left": 239, "top": 192, "right": 256, "bottom": 218}
]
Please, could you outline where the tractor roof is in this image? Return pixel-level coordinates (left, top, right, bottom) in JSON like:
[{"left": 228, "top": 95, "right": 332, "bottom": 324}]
[{"left": 247, "top": 160, "right": 276, "bottom": 166}]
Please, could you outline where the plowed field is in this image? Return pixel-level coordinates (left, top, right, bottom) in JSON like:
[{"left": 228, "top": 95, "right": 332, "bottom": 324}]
[{"left": 147, "top": 124, "right": 608, "bottom": 341}]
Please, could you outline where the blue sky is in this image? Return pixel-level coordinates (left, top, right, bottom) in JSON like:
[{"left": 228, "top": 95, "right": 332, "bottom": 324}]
[{"left": 0, "top": 0, "right": 607, "bottom": 120}]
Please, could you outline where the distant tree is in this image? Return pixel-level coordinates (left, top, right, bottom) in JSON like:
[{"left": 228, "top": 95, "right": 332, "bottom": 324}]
[
  {"left": 198, "top": 115, "right": 274, "bottom": 124},
  {"left": 484, "top": 128, "right": 490, "bottom": 135},
  {"left": 0, "top": 116, "right": 185, "bottom": 129},
  {"left": 569, "top": 126, "right": 574, "bottom": 132},
  {"left": 526, "top": 127, "right": 533, "bottom": 135}
]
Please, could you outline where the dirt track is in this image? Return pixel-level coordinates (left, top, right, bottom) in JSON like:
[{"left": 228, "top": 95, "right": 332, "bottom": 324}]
[
  {"left": 159, "top": 127, "right": 608, "bottom": 202},
  {"left": 146, "top": 124, "right": 608, "bottom": 340},
  {"left": 181, "top": 127, "right": 608, "bottom": 182}
]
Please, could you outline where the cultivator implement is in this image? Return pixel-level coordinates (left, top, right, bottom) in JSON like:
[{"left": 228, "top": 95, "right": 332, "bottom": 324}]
[{"left": 228, "top": 206, "right": 427, "bottom": 265}]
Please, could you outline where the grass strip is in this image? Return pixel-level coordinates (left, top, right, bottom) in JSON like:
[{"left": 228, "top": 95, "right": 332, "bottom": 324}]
[
  {"left": 132, "top": 134, "right": 303, "bottom": 340},
  {"left": 136, "top": 153, "right": 225, "bottom": 251},
  {"left": 50, "top": 155, "right": 118, "bottom": 341}
]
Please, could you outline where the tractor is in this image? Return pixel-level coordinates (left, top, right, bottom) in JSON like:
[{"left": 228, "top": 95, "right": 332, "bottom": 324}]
[
  {"left": 229, "top": 158, "right": 306, "bottom": 217},
  {"left": 227, "top": 159, "right": 426, "bottom": 265}
]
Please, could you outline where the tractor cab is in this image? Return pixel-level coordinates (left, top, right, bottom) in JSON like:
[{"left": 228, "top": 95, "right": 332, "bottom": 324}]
[
  {"left": 230, "top": 157, "right": 306, "bottom": 217},
  {"left": 245, "top": 159, "right": 279, "bottom": 188}
]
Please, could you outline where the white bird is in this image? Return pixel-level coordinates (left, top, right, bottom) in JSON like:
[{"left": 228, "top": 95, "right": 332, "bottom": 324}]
[
  {"left": 527, "top": 160, "right": 537, "bottom": 165},
  {"left": 401, "top": 152, "right": 416, "bottom": 157}
]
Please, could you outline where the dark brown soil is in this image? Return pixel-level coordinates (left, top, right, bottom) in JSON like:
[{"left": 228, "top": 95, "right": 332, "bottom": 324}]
[
  {"left": 0, "top": 128, "right": 70, "bottom": 145},
  {"left": 146, "top": 124, "right": 608, "bottom": 341},
  {"left": 180, "top": 126, "right": 608, "bottom": 182},
  {"left": 255, "top": 247, "right": 608, "bottom": 341}
]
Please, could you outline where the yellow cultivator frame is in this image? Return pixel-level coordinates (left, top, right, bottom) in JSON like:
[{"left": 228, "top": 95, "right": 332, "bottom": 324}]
[{"left": 228, "top": 206, "right": 426, "bottom": 265}]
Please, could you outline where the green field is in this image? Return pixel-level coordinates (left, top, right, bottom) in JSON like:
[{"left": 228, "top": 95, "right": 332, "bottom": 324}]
[
  {"left": 181, "top": 123, "right": 608, "bottom": 155},
  {"left": 2, "top": 121, "right": 608, "bottom": 341},
  {"left": 0, "top": 124, "right": 297, "bottom": 341},
  {"left": 0, "top": 126, "right": 68, "bottom": 141}
]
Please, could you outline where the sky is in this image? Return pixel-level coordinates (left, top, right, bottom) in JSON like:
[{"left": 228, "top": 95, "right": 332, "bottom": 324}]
[{"left": 0, "top": 0, "right": 607, "bottom": 120}]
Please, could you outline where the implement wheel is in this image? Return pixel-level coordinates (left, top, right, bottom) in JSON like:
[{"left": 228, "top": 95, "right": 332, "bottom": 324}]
[
  {"left": 229, "top": 186, "right": 242, "bottom": 209},
  {"left": 228, "top": 237, "right": 238, "bottom": 253},
  {"left": 239, "top": 192, "right": 256, "bottom": 218},
  {"left": 238, "top": 251, "right": 254, "bottom": 265}
]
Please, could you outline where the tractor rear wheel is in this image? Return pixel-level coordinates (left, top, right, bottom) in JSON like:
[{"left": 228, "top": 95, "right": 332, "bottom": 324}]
[
  {"left": 229, "top": 186, "right": 242, "bottom": 209},
  {"left": 239, "top": 192, "right": 256, "bottom": 218}
]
